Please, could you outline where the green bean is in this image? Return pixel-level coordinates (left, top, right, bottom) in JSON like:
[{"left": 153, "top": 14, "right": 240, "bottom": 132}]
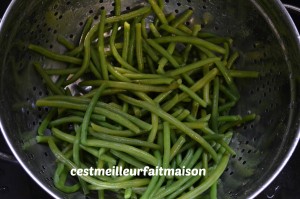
[
  {"left": 132, "top": 78, "right": 174, "bottom": 85},
  {"left": 118, "top": 94, "right": 218, "bottom": 162},
  {"left": 64, "top": 24, "right": 97, "bottom": 85},
  {"left": 166, "top": 170, "right": 202, "bottom": 199},
  {"left": 81, "top": 84, "right": 107, "bottom": 143},
  {"left": 98, "top": 190, "right": 105, "bottom": 199},
  {"left": 211, "top": 77, "right": 219, "bottom": 133},
  {"left": 210, "top": 182, "right": 218, "bottom": 199},
  {"left": 215, "top": 60, "right": 239, "bottom": 97},
  {"left": 91, "top": 123, "right": 136, "bottom": 137},
  {"left": 155, "top": 163, "right": 203, "bottom": 199},
  {"left": 142, "top": 39, "right": 160, "bottom": 62},
  {"left": 48, "top": 139, "right": 150, "bottom": 189},
  {"left": 127, "top": 17, "right": 139, "bottom": 65},
  {"left": 110, "top": 150, "right": 146, "bottom": 168},
  {"left": 110, "top": 22, "right": 138, "bottom": 73},
  {"left": 165, "top": 57, "right": 219, "bottom": 77},
  {"left": 178, "top": 84, "right": 207, "bottom": 108},
  {"left": 148, "top": 0, "right": 168, "bottom": 24},
  {"left": 178, "top": 68, "right": 219, "bottom": 102},
  {"left": 176, "top": 109, "right": 190, "bottom": 121},
  {"left": 79, "top": 80, "right": 179, "bottom": 93},
  {"left": 54, "top": 163, "right": 80, "bottom": 193},
  {"left": 38, "top": 108, "right": 57, "bottom": 135},
  {"left": 79, "top": 17, "right": 94, "bottom": 45},
  {"left": 28, "top": 44, "right": 82, "bottom": 65},
  {"left": 57, "top": 35, "right": 75, "bottom": 50},
  {"left": 177, "top": 24, "right": 193, "bottom": 34},
  {"left": 157, "top": 42, "right": 176, "bottom": 74},
  {"left": 150, "top": 23, "right": 162, "bottom": 38},
  {"left": 226, "top": 51, "right": 239, "bottom": 69},
  {"left": 140, "top": 151, "right": 162, "bottom": 199},
  {"left": 34, "top": 63, "right": 64, "bottom": 95},
  {"left": 89, "top": 62, "right": 102, "bottom": 79},
  {"left": 160, "top": 24, "right": 188, "bottom": 36},
  {"left": 228, "top": 70, "right": 260, "bottom": 78},
  {"left": 97, "top": 10, "right": 109, "bottom": 80},
  {"left": 123, "top": 73, "right": 165, "bottom": 79},
  {"left": 105, "top": 7, "right": 151, "bottom": 24},
  {"left": 107, "top": 63, "right": 131, "bottom": 82},
  {"left": 43, "top": 95, "right": 152, "bottom": 131},
  {"left": 45, "top": 67, "right": 80, "bottom": 75},
  {"left": 49, "top": 116, "right": 83, "bottom": 127},
  {"left": 186, "top": 148, "right": 203, "bottom": 169},
  {"left": 171, "top": 9, "right": 194, "bottom": 28},
  {"left": 122, "top": 21, "right": 131, "bottom": 60},
  {"left": 89, "top": 131, "right": 160, "bottom": 149},
  {"left": 217, "top": 115, "right": 242, "bottom": 122},
  {"left": 169, "top": 135, "right": 186, "bottom": 160},
  {"left": 147, "top": 113, "right": 159, "bottom": 143},
  {"left": 176, "top": 153, "right": 183, "bottom": 166},
  {"left": 183, "top": 25, "right": 201, "bottom": 63},
  {"left": 153, "top": 36, "right": 226, "bottom": 54},
  {"left": 179, "top": 148, "right": 194, "bottom": 168},
  {"left": 219, "top": 113, "right": 256, "bottom": 134},
  {"left": 163, "top": 122, "right": 171, "bottom": 168},
  {"left": 85, "top": 139, "right": 158, "bottom": 166},
  {"left": 178, "top": 153, "right": 230, "bottom": 199},
  {"left": 73, "top": 126, "right": 90, "bottom": 194},
  {"left": 141, "top": 18, "right": 148, "bottom": 39},
  {"left": 147, "top": 39, "right": 180, "bottom": 68},
  {"left": 66, "top": 45, "right": 84, "bottom": 57},
  {"left": 36, "top": 99, "right": 141, "bottom": 134},
  {"left": 136, "top": 23, "right": 144, "bottom": 72}
]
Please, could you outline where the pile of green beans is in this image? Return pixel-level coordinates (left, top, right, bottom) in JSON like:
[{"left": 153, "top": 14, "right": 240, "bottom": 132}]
[{"left": 30, "top": 0, "right": 259, "bottom": 198}]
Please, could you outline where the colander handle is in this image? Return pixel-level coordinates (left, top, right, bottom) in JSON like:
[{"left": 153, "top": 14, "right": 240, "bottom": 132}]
[
  {"left": 0, "top": 151, "right": 18, "bottom": 163},
  {"left": 284, "top": 4, "right": 300, "bottom": 13}
]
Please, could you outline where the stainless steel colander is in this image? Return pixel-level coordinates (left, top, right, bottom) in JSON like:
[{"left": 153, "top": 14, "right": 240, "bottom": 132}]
[{"left": 0, "top": 0, "right": 300, "bottom": 198}]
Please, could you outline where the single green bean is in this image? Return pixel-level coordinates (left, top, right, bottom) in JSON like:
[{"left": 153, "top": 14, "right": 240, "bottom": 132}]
[
  {"left": 91, "top": 123, "right": 136, "bottom": 137},
  {"left": 165, "top": 57, "right": 219, "bottom": 77},
  {"left": 110, "top": 150, "right": 146, "bottom": 168},
  {"left": 148, "top": 0, "right": 168, "bottom": 24},
  {"left": 169, "top": 135, "right": 186, "bottom": 160},
  {"left": 81, "top": 84, "right": 107, "bottom": 143},
  {"left": 79, "top": 80, "right": 179, "bottom": 93},
  {"left": 150, "top": 23, "right": 162, "bottom": 38},
  {"left": 57, "top": 35, "right": 75, "bottom": 50},
  {"left": 45, "top": 67, "right": 80, "bottom": 75},
  {"left": 79, "top": 16, "right": 94, "bottom": 45},
  {"left": 38, "top": 108, "right": 57, "bottom": 135},
  {"left": 153, "top": 36, "right": 226, "bottom": 54},
  {"left": 34, "top": 63, "right": 64, "bottom": 95},
  {"left": 171, "top": 9, "right": 194, "bottom": 28},
  {"left": 122, "top": 21, "right": 131, "bottom": 60},
  {"left": 136, "top": 23, "right": 144, "bottom": 72},
  {"left": 97, "top": 10, "right": 109, "bottom": 80},
  {"left": 228, "top": 70, "right": 260, "bottom": 78},
  {"left": 178, "top": 84, "right": 207, "bottom": 108},
  {"left": 211, "top": 77, "right": 219, "bottom": 133},
  {"left": 28, "top": 44, "right": 82, "bottom": 65},
  {"left": 89, "top": 131, "right": 160, "bottom": 149},
  {"left": 163, "top": 122, "right": 171, "bottom": 168}
]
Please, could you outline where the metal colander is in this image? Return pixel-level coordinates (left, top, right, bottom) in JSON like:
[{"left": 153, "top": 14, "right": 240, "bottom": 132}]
[{"left": 0, "top": 0, "right": 300, "bottom": 198}]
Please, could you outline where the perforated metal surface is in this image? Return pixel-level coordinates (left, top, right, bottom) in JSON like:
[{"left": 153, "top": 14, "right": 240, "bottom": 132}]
[{"left": 0, "top": 0, "right": 300, "bottom": 199}]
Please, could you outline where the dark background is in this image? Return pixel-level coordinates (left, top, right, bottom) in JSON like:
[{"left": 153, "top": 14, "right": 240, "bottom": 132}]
[{"left": 0, "top": 0, "right": 299, "bottom": 198}]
